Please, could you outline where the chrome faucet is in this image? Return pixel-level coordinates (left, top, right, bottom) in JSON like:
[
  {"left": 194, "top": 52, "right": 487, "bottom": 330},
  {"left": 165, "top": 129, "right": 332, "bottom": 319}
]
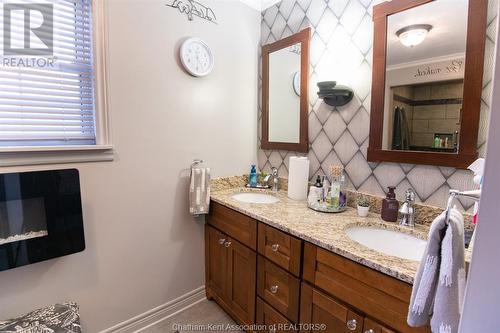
[
  {"left": 399, "top": 188, "right": 416, "bottom": 227},
  {"left": 263, "top": 167, "right": 279, "bottom": 192}
]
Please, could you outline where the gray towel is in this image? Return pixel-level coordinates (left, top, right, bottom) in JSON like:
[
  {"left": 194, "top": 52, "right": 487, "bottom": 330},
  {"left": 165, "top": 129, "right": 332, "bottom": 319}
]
[
  {"left": 408, "top": 208, "right": 466, "bottom": 333},
  {"left": 189, "top": 167, "right": 211, "bottom": 216}
]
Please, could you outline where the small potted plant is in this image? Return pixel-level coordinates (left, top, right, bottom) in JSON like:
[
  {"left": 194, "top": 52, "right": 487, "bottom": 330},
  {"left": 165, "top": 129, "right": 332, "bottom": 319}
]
[{"left": 357, "top": 196, "right": 370, "bottom": 217}]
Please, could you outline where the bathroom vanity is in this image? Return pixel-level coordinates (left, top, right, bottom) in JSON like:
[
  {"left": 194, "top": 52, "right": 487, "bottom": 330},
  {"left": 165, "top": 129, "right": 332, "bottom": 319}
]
[{"left": 205, "top": 181, "right": 437, "bottom": 333}]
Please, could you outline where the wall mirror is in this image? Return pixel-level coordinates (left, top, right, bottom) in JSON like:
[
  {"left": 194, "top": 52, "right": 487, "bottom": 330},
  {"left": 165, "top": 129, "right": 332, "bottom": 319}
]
[
  {"left": 368, "top": 0, "right": 487, "bottom": 168},
  {"left": 262, "top": 28, "right": 310, "bottom": 153}
]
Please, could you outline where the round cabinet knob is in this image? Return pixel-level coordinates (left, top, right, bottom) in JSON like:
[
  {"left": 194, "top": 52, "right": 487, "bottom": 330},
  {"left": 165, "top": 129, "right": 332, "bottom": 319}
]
[
  {"left": 346, "top": 319, "right": 357, "bottom": 331},
  {"left": 224, "top": 241, "right": 232, "bottom": 248},
  {"left": 218, "top": 238, "right": 226, "bottom": 245},
  {"left": 271, "top": 244, "right": 280, "bottom": 252},
  {"left": 270, "top": 285, "right": 279, "bottom": 294},
  {"left": 364, "top": 329, "right": 375, "bottom": 333}
]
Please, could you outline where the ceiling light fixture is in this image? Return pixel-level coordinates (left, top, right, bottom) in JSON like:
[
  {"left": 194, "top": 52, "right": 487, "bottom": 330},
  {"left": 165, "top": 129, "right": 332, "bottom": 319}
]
[{"left": 396, "top": 24, "right": 433, "bottom": 47}]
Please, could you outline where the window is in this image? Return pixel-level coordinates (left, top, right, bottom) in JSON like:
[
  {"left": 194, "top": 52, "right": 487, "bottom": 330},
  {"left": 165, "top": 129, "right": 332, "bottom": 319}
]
[{"left": 0, "top": 0, "right": 102, "bottom": 148}]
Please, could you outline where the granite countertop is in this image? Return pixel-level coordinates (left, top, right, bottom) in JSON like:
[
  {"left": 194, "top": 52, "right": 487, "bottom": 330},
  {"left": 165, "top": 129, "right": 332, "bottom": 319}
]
[{"left": 210, "top": 178, "right": 472, "bottom": 285}]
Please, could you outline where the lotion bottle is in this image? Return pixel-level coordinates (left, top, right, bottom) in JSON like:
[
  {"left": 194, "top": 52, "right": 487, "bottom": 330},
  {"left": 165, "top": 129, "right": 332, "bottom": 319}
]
[{"left": 382, "top": 186, "right": 399, "bottom": 222}]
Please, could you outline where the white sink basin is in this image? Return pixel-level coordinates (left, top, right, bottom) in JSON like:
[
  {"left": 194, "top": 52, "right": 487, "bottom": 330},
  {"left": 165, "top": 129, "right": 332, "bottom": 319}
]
[
  {"left": 345, "top": 227, "right": 427, "bottom": 261},
  {"left": 232, "top": 192, "right": 279, "bottom": 204}
]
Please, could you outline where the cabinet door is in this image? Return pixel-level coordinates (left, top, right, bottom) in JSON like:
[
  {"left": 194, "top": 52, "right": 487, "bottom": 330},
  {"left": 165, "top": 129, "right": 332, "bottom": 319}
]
[
  {"left": 227, "top": 236, "right": 257, "bottom": 325},
  {"left": 363, "top": 318, "right": 396, "bottom": 333},
  {"left": 205, "top": 225, "right": 228, "bottom": 300},
  {"left": 300, "top": 283, "right": 363, "bottom": 333},
  {"left": 256, "top": 297, "right": 297, "bottom": 333}
]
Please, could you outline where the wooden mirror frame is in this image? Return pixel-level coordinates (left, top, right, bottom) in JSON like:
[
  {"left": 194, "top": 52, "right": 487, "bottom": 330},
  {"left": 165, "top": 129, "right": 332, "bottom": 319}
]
[
  {"left": 367, "top": 0, "right": 488, "bottom": 169},
  {"left": 262, "top": 28, "right": 311, "bottom": 153}
]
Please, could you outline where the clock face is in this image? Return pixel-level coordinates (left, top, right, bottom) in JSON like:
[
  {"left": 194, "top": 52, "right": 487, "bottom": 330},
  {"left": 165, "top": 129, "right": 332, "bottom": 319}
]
[{"left": 180, "top": 38, "right": 214, "bottom": 77}]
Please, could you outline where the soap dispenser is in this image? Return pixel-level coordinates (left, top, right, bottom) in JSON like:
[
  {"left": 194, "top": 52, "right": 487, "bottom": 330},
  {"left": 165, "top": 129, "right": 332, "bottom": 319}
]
[
  {"left": 248, "top": 165, "right": 258, "bottom": 187},
  {"left": 382, "top": 186, "right": 399, "bottom": 222}
]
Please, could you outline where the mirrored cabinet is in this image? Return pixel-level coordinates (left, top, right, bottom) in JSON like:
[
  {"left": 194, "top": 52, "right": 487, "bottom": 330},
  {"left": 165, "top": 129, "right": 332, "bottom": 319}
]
[
  {"left": 368, "top": 0, "right": 488, "bottom": 168},
  {"left": 262, "top": 28, "right": 310, "bottom": 153}
]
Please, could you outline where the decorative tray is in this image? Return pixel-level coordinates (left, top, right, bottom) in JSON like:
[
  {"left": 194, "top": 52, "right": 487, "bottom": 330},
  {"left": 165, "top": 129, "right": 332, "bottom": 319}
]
[
  {"left": 245, "top": 184, "right": 271, "bottom": 189},
  {"left": 308, "top": 202, "right": 347, "bottom": 213}
]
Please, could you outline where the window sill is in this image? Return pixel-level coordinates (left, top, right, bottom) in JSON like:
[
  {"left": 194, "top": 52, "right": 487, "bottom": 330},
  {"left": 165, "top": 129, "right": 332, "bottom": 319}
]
[{"left": 0, "top": 145, "right": 114, "bottom": 167}]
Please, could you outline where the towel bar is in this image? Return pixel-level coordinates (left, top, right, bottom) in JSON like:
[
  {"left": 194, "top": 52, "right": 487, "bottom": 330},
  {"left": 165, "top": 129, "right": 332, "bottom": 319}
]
[{"left": 445, "top": 189, "right": 481, "bottom": 223}]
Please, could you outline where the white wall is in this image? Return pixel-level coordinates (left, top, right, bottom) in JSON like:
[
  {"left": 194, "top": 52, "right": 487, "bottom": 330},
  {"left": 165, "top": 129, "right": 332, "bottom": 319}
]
[
  {"left": 0, "top": 1, "right": 260, "bottom": 332},
  {"left": 459, "top": 3, "right": 500, "bottom": 331}
]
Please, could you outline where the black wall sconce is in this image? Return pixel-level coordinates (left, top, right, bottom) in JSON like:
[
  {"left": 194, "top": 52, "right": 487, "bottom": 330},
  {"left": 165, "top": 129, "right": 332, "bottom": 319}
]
[{"left": 317, "top": 81, "right": 354, "bottom": 107}]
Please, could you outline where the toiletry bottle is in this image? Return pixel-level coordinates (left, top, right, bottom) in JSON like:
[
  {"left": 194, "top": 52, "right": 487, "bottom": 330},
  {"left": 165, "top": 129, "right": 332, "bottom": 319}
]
[
  {"left": 434, "top": 136, "right": 440, "bottom": 148},
  {"left": 382, "top": 186, "right": 399, "bottom": 222},
  {"left": 314, "top": 175, "right": 322, "bottom": 188},
  {"left": 249, "top": 165, "right": 257, "bottom": 187},
  {"left": 329, "top": 180, "right": 341, "bottom": 209},
  {"left": 315, "top": 176, "right": 323, "bottom": 204}
]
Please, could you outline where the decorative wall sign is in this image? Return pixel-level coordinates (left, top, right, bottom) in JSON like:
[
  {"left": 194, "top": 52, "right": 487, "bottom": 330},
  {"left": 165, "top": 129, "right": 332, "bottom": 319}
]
[
  {"left": 386, "top": 56, "right": 466, "bottom": 87},
  {"left": 414, "top": 59, "right": 464, "bottom": 78},
  {"left": 166, "top": 0, "right": 217, "bottom": 24}
]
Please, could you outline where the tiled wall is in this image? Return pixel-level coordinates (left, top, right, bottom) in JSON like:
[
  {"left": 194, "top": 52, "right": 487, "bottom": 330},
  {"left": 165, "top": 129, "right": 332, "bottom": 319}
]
[
  {"left": 413, "top": 83, "right": 462, "bottom": 148},
  {"left": 258, "top": 0, "right": 498, "bottom": 211}
]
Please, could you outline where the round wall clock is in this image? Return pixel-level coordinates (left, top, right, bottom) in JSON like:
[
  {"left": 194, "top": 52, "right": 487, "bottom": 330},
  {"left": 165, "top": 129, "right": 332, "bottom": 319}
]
[{"left": 179, "top": 38, "right": 214, "bottom": 77}]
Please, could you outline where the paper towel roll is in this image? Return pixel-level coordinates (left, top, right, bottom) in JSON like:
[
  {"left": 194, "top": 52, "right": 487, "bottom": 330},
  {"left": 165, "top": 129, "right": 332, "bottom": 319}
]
[{"left": 288, "top": 156, "right": 310, "bottom": 201}]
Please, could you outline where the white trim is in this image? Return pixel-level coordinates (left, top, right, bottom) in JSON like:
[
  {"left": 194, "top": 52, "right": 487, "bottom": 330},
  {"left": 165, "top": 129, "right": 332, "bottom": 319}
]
[
  {"left": 0, "top": 145, "right": 113, "bottom": 153},
  {"left": 93, "top": 0, "right": 112, "bottom": 147},
  {"left": 0, "top": 148, "right": 114, "bottom": 167},
  {"left": 99, "top": 286, "right": 206, "bottom": 333}
]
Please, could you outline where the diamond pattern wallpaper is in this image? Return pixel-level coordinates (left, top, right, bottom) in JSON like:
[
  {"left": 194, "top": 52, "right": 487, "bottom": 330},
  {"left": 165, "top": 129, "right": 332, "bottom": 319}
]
[{"left": 258, "top": 0, "right": 499, "bottom": 211}]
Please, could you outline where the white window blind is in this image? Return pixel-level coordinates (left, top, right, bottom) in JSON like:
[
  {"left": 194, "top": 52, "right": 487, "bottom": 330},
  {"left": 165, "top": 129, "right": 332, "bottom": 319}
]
[{"left": 0, "top": 0, "right": 96, "bottom": 146}]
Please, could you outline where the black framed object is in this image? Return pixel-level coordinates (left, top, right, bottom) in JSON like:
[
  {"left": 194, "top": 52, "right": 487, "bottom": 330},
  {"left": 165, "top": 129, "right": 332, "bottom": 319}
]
[{"left": 0, "top": 169, "right": 85, "bottom": 272}]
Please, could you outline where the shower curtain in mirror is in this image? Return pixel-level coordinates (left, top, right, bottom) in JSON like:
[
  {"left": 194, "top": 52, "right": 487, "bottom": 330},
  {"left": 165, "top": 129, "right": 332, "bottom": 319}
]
[{"left": 392, "top": 106, "right": 410, "bottom": 150}]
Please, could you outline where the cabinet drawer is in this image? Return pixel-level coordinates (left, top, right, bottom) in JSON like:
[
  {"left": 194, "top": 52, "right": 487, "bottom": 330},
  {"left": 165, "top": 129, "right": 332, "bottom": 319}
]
[
  {"left": 256, "top": 297, "right": 297, "bottom": 333},
  {"left": 257, "top": 256, "right": 300, "bottom": 323},
  {"left": 208, "top": 201, "right": 257, "bottom": 250},
  {"left": 258, "top": 223, "right": 302, "bottom": 276},
  {"left": 300, "top": 282, "right": 364, "bottom": 333},
  {"left": 303, "top": 243, "right": 429, "bottom": 333},
  {"left": 363, "top": 317, "right": 396, "bottom": 333}
]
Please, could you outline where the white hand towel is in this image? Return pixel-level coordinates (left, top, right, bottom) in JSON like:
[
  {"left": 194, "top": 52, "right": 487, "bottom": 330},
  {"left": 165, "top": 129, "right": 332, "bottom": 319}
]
[
  {"left": 408, "top": 208, "right": 466, "bottom": 333},
  {"left": 189, "top": 167, "right": 211, "bottom": 216}
]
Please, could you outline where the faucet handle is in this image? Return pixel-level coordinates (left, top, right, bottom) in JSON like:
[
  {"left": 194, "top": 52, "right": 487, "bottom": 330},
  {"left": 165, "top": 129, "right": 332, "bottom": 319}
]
[
  {"left": 271, "top": 167, "right": 278, "bottom": 176},
  {"left": 405, "top": 188, "right": 415, "bottom": 203}
]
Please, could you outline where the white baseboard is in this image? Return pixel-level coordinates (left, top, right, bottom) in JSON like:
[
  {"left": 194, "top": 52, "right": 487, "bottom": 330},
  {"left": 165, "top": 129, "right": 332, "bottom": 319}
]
[{"left": 99, "top": 286, "right": 206, "bottom": 333}]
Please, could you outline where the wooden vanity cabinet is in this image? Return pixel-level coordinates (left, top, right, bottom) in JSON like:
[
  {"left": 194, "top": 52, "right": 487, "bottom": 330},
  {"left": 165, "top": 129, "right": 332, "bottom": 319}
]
[{"left": 206, "top": 202, "right": 429, "bottom": 333}]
